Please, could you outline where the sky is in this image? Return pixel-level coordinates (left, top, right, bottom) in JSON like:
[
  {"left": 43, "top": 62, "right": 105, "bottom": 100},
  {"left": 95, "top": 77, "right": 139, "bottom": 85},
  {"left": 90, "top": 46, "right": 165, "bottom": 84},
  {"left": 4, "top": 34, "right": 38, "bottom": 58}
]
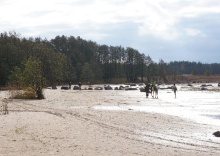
[{"left": 1, "top": 0, "right": 220, "bottom": 63}]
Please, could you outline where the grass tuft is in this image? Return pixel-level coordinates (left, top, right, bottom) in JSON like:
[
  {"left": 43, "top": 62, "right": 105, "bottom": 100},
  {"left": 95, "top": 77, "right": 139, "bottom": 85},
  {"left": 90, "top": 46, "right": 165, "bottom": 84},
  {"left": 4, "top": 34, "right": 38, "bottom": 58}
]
[{"left": 9, "top": 87, "right": 38, "bottom": 99}]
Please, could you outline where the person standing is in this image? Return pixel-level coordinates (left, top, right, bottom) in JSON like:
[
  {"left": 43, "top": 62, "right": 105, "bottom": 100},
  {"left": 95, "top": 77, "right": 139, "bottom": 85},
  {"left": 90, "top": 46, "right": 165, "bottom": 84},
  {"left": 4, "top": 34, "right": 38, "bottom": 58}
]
[
  {"left": 78, "top": 82, "right": 82, "bottom": 90},
  {"left": 69, "top": 82, "right": 71, "bottom": 89},
  {"left": 173, "top": 84, "right": 177, "bottom": 98},
  {"left": 150, "top": 81, "right": 156, "bottom": 97},
  {"left": 145, "top": 83, "right": 151, "bottom": 98}
]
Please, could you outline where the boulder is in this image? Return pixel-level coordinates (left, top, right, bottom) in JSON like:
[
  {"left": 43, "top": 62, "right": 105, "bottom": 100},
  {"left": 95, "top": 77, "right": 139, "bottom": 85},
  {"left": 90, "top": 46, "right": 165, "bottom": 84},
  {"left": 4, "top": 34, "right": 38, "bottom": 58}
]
[
  {"left": 125, "top": 87, "right": 138, "bottom": 91},
  {"left": 201, "top": 84, "right": 207, "bottom": 87},
  {"left": 88, "top": 85, "right": 93, "bottom": 90},
  {"left": 104, "top": 85, "right": 113, "bottom": 90},
  {"left": 139, "top": 87, "right": 145, "bottom": 92},
  {"left": 114, "top": 87, "right": 119, "bottom": 90},
  {"left": 201, "top": 87, "right": 207, "bottom": 91},
  {"left": 61, "top": 86, "right": 69, "bottom": 90},
  {"left": 187, "top": 83, "right": 193, "bottom": 87},
  {"left": 94, "top": 86, "right": 103, "bottom": 90},
  {"left": 73, "top": 85, "right": 81, "bottom": 90},
  {"left": 213, "top": 131, "right": 220, "bottom": 137},
  {"left": 119, "top": 86, "right": 126, "bottom": 90}
]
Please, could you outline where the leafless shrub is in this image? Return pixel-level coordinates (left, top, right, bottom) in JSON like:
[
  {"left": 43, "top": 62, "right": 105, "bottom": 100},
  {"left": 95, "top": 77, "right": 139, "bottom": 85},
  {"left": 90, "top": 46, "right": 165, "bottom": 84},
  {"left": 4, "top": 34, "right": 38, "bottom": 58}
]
[{"left": 1, "top": 99, "right": 9, "bottom": 115}]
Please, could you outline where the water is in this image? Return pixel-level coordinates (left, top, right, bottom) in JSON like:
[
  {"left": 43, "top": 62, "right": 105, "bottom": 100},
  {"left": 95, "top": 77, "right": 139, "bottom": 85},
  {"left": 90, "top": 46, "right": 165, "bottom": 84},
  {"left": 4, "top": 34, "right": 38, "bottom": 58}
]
[{"left": 94, "top": 90, "right": 220, "bottom": 126}]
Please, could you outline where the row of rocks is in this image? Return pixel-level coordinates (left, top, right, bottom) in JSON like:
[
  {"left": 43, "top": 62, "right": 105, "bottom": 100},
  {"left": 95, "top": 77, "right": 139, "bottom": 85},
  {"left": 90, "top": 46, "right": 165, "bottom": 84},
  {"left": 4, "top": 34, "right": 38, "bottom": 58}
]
[{"left": 48, "top": 84, "right": 142, "bottom": 91}]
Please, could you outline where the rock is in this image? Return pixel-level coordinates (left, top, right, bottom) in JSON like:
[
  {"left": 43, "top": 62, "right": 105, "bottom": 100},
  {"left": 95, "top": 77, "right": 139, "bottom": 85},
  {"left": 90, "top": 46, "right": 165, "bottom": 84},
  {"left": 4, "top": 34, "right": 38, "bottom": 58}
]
[
  {"left": 187, "top": 83, "right": 193, "bottom": 87},
  {"left": 61, "top": 86, "right": 69, "bottom": 90},
  {"left": 88, "top": 85, "right": 93, "bottom": 90},
  {"left": 73, "top": 86, "right": 80, "bottom": 90},
  {"left": 201, "top": 84, "right": 207, "bottom": 87},
  {"left": 139, "top": 87, "right": 145, "bottom": 92},
  {"left": 104, "top": 85, "right": 113, "bottom": 90},
  {"left": 213, "top": 131, "right": 220, "bottom": 137},
  {"left": 125, "top": 87, "right": 137, "bottom": 91},
  {"left": 119, "top": 86, "right": 126, "bottom": 90},
  {"left": 201, "top": 87, "right": 207, "bottom": 90},
  {"left": 94, "top": 86, "right": 103, "bottom": 90},
  {"left": 114, "top": 87, "right": 119, "bottom": 90}
]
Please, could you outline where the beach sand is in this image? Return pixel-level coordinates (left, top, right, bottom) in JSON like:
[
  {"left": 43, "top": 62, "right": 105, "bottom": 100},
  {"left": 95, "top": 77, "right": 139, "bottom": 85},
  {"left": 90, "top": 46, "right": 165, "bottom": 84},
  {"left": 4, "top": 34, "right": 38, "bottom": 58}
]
[{"left": 1, "top": 85, "right": 220, "bottom": 156}]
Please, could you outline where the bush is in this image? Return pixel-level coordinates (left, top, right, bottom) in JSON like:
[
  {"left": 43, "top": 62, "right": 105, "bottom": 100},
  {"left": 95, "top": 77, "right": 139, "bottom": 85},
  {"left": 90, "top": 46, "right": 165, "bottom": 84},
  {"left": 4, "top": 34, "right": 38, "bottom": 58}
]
[{"left": 10, "top": 87, "right": 44, "bottom": 99}]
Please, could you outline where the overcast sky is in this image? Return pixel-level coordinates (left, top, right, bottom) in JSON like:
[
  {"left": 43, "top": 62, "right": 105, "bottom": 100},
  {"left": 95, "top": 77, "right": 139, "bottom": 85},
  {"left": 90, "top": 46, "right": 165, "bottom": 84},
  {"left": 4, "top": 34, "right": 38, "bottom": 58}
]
[{"left": 1, "top": 0, "right": 220, "bottom": 63}]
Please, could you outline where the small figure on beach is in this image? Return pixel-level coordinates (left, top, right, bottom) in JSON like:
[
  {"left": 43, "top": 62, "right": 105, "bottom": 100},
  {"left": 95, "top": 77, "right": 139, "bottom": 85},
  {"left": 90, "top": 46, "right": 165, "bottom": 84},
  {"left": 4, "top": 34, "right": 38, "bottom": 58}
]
[
  {"left": 150, "top": 81, "right": 154, "bottom": 94},
  {"left": 145, "top": 83, "right": 151, "bottom": 98},
  {"left": 69, "top": 82, "right": 71, "bottom": 89},
  {"left": 173, "top": 84, "right": 177, "bottom": 98},
  {"left": 152, "top": 86, "right": 158, "bottom": 99},
  {"left": 78, "top": 82, "right": 82, "bottom": 90},
  {"left": 150, "top": 81, "right": 158, "bottom": 98}
]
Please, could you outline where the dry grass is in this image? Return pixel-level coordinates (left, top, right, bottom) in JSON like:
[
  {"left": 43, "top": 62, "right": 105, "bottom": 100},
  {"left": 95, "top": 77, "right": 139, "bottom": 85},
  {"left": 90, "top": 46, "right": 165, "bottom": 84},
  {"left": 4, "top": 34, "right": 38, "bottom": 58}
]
[
  {"left": 0, "top": 99, "right": 9, "bottom": 115},
  {"left": 9, "top": 87, "right": 36, "bottom": 99}
]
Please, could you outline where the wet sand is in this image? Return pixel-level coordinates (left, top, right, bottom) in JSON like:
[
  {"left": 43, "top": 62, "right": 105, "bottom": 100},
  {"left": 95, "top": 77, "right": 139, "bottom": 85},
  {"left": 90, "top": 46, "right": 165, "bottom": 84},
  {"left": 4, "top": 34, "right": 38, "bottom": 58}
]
[{"left": 1, "top": 85, "right": 220, "bottom": 156}]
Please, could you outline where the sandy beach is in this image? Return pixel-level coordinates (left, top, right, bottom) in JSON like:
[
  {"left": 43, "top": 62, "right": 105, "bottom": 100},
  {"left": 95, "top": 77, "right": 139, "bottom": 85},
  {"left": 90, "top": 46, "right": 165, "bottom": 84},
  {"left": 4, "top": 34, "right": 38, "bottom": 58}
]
[{"left": 1, "top": 84, "right": 220, "bottom": 156}]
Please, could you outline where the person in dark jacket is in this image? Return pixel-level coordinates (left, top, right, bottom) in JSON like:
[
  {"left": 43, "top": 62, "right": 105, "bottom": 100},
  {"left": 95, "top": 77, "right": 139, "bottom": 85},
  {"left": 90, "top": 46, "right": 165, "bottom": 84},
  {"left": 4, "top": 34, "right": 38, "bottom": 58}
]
[
  {"left": 78, "top": 82, "right": 82, "bottom": 90},
  {"left": 69, "top": 82, "right": 71, "bottom": 89},
  {"left": 173, "top": 84, "right": 177, "bottom": 98},
  {"left": 145, "top": 83, "right": 151, "bottom": 98}
]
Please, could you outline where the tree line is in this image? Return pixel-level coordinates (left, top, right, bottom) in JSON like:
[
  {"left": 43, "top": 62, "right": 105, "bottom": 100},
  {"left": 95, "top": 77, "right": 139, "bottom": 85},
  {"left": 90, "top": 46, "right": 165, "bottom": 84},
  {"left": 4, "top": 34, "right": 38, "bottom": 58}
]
[
  {"left": 1, "top": 31, "right": 220, "bottom": 88},
  {"left": 169, "top": 61, "right": 220, "bottom": 76}
]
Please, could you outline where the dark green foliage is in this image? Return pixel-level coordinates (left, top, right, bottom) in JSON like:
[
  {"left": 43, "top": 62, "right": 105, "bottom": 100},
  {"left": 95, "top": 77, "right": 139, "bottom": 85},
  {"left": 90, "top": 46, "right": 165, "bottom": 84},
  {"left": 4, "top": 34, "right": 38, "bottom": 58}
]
[
  {"left": 9, "top": 57, "right": 45, "bottom": 99},
  {"left": 169, "top": 61, "right": 220, "bottom": 76},
  {"left": 1, "top": 31, "right": 220, "bottom": 88}
]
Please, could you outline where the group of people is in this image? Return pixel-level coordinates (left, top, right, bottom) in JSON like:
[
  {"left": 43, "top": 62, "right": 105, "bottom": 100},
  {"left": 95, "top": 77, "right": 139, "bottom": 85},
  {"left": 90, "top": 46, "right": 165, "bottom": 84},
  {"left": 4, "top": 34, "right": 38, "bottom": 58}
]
[{"left": 144, "top": 81, "right": 177, "bottom": 98}]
